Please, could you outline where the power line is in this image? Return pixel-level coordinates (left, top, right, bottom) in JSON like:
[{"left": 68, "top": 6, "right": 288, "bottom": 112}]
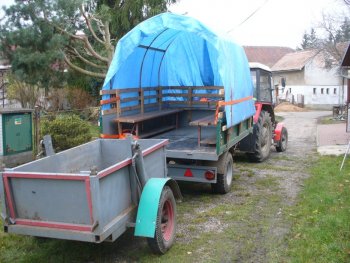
[{"left": 227, "top": 0, "right": 269, "bottom": 33}]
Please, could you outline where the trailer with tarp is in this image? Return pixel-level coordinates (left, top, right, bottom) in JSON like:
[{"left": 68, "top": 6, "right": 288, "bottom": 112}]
[{"left": 100, "top": 13, "right": 256, "bottom": 194}]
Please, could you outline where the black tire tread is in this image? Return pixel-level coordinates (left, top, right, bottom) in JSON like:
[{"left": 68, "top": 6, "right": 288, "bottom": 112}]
[
  {"left": 147, "top": 186, "right": 176, "bottom": 254},
  {"left": 276, "top": 127, "right": 288, "bottom": 152},
  {"left": 211, "top": 153, "right": 234, "bottom": 194},
  {"left": 247, "top": 111, "right": 272, "bottom": 162}
]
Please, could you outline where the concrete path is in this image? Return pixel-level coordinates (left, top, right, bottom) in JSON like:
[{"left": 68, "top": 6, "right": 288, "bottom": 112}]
[
  {"left": 317, "top": 122, "right": 350, "bottom": 155},
  {"left": 278, "top": 110, "right": 350, "bottom": 156}
]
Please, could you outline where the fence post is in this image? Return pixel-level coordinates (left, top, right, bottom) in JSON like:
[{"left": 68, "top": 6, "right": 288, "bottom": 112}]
[{"left": 33, "top": 105, "right": 41, "bottom": 157}]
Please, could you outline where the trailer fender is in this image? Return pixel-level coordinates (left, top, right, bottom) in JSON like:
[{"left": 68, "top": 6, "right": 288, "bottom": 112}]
[
  {"left": 134, "top": 178, "right": 181, "bottom": 238},
  {"left": 274, "top": 122, "right": 284, "bottom": 142}
]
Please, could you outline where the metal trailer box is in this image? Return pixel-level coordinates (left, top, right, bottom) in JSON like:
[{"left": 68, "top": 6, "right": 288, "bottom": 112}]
[
  {"left": 0, "top": 138, "right": 168, "bottom": 243},
  {"left": 0, "top": 108, "right": 33, "bottom": 167}
]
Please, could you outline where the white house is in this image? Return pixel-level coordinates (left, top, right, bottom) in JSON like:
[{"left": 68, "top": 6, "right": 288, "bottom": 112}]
[{"left": 271, "top": 46, "right": 348, "bottom": 109}]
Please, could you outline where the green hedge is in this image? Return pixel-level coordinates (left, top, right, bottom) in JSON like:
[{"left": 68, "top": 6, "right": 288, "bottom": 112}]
[{"left": 41, "top": 114, "right": 92, "bottom": 151}]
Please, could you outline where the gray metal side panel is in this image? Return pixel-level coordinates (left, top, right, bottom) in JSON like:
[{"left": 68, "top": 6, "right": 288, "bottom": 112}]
[
  {"left": 11, "top": 178, "right": 90, "bottom": 224},
  {"left": 168, "top": 164, "right": 217, "bottom": 183},
  {"left": 13, "top": 140, "right": 103, "bottom": 173},
  {"left": 6, "top": 225, "right": 96, "bottom": 242},
  {"left": 166, "top": 150, "right": 219, "bottom": 161},
  {"left": 97, "top": 167, "right": 132, "bottom": 229}
]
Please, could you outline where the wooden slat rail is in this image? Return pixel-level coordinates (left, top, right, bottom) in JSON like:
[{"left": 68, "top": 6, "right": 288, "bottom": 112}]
[{"left": 100, "top": 86, "right": 225, "bottom": 130}]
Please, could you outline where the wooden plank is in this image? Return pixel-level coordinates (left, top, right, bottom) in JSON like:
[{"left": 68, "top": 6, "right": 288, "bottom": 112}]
[
  {"left": 138, "top": 125, "right": 177, "bottom": 139},
  {"left": 189, "top": 115, "right": 216, "bottom": 126},
  {"left": 200, "top": 138, "right": 216, "bottom": 145},
  {"left": 140, "top": 89, "right": 144, "bottom": 114},
  {"left": 120, "top": 104, "right": 141, "bottom": 112},
  {"left": 101, "top": 86, "right": 224, "bottom": 95},
  {"left": 100, "top": 89, "right": 116, "bottom": 95},
  {"left": 161, "top": 93, "right": 188, "bottom": 97},
  {"left": 143, "top": 102, "right": 159, "bottom": 109},
  {"left": 116, "top": 90, "right": 121, "bottom": 117},
  {"left": 190, "top": 93, "right": 224, "bottom": 98},
  {"left": 167, "top": 86, "right": 224, "bottom": 90},
  {"left": 158, "top": 86, "right": 162, "bottom": 110},
  {"left": 101, "top": 108, "right": 117, "bottom": 115},
  {"left": 116, "top": 109, "right": 183, "bottom": 123}
]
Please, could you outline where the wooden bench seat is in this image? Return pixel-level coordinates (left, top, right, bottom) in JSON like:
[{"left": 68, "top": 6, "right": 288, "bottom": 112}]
[
  {"left": 116, "top": 109, "right": 182, "bottom": 123},
  {"left": 115, "top": 109, "right": 183, "bottom": 138},
  {"left": 189, "top": 114, "right": 218, "bottom": 146},
  {"left": 189, "top": 115, "right": 216, "bottom": 127}
]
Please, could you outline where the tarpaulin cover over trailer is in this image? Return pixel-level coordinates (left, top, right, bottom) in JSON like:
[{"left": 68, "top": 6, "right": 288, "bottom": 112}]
[{"left": 102, "top": 13, "right": 255, "bottom": 128}]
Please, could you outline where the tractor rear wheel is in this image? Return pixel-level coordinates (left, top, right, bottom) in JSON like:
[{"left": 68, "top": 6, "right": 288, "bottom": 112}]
[
  {"left": 147, "top": 186, "right": 176, "bottom": 254},
  {"left": 247, "top": 110, "right": 272, "bottom": 162}
]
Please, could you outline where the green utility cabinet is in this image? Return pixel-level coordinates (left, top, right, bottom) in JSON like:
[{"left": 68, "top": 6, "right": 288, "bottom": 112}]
[{"left": 0, "top": 109, "right": 33, "bottom": 167}]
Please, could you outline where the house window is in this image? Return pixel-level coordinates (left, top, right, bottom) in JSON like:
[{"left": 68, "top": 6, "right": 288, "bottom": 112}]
[
  {"left": 321, "top": 88, "right": 324, "bottom": 94},
  {"left": 313, "top": 88, "right": 316, "bottom": 94},
  {"left": 334, "top": 88, "right": 337, "bottom": 95},
  {"left": 326, "top": 88, "right": 329, "bottom": 94}
]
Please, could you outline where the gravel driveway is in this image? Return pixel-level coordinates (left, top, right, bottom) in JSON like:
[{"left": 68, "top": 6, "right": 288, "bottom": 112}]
[{"left": 100, "top": 111, "right": 331, "bottom": 262}]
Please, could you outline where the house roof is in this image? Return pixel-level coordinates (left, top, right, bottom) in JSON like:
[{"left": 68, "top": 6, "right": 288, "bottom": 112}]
[
  {"left": 341, "top": 43, "right": 350, "bottom": 67},
  {"left": 243, "top": 46, "right": 294, "bottom": 68},
  {"left": 273, "top": 42, "right": 350, "bottom": 72},
  {"left": 271, "top": 49, "right": 318, "bottom": 72}
]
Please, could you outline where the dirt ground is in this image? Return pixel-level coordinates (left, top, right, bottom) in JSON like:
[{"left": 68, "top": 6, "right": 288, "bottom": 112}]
[
  {"left": 76, "top": 111, "right": 331, "bottom": 262},
  {"left": 274, "top": 102, "right": 308, "bottom": 112}
]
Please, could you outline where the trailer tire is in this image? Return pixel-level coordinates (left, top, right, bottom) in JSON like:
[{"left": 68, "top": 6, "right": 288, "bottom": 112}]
[
  {"left": 212, "top": 153, "right": 234, "bottom": 194},
  {"left": 147, "top": 186, "right": 176, "bottom": 254},
  {"left": 247, "top": 110, "right": 272, "bottom": 162},
  {"left": 276, "top": 127, "right": 288, "bottom": 152}
]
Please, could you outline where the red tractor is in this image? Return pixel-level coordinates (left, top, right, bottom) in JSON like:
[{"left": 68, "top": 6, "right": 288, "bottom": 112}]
[{"left": 239, "top": 63, "right": 288, "bottom": 161}]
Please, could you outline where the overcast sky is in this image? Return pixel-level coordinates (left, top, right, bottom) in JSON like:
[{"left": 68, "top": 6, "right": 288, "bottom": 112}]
[
  {"left": 169, "top": 0, "right": 348, "bottom": 48},
  {"left": 1, "top": 0, "right": 348, "bottom": 49}
]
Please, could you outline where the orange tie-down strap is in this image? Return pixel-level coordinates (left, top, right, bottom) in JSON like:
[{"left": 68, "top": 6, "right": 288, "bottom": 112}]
[
  {"left": 215, "top": 95, "right": 253, "bottom": 124},
  {"left": 100, "top": 134, "right": 139, "bottom": 140},
  {"left": 100, "top": 96, "right": 120, "bottom": 106}
]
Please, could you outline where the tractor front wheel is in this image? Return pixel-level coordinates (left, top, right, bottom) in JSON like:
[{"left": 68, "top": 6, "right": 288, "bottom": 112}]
[{"left": 276, "top": 127, "right": 288, "bottom": 152}]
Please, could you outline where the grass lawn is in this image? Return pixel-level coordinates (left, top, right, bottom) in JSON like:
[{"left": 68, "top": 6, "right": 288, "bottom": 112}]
[
  {"left": 1, "top": 154, "right": 350, "bottom": 262},
  {"left": 286, "top": 156, "right": 350, "bottom": 263}
]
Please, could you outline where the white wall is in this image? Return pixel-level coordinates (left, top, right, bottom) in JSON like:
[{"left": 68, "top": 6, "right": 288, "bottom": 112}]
[
  {"left": 278, "top": 84, "right": 347, "bottom": 108},
  {"left": 304, "top": 58, "right": 342, "bottom": 86}
]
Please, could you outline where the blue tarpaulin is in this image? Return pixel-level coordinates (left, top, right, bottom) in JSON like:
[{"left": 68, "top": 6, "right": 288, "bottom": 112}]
[{"left": 102, "top": 13, "right": 255, "bottom": 128}]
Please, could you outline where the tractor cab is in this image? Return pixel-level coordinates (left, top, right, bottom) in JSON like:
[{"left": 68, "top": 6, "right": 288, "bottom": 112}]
[{"left": 249, "top": 62, "right": 273, "bottom": 104}]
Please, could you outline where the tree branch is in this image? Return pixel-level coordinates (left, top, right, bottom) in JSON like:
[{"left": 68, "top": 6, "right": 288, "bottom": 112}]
[
  {"left": 79, "top": 5, "right": 105, "bottom": 45},
  {"left": 52, "top": 23, "right": 109, "bottom": 63},
  {"left": 64, "top": 55, "right": 106, "bottom": 78},
  {"left": 68, "top": 47, "right": 107, "bottom": 69}
]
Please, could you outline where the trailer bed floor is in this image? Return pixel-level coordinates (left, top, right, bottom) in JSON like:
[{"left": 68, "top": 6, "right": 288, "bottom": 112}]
[{"left": 153, "top": 126, "right": 218, "bottom": 161}]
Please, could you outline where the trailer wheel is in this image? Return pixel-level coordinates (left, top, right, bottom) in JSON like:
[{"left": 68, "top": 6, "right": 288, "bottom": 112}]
[
  {"left": 247, "top": 110, "right": 272, "bottom": 162},
  {"left": 276, "top": 127, "right": 288, "bottom": 152},
  {"left": 212, "top": 153, "right": 234, "bottom": 194},
  {"left": 147, "top": 186, "right": 176, "bottom": 254}
]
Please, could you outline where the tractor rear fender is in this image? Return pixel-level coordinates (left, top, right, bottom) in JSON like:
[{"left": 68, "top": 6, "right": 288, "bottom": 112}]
[
  {"left": 274, "top": 122, "right": 284, "bottom": 142},
  {"left": 134, "top": 178, "right": 181, "bottom": 238}
]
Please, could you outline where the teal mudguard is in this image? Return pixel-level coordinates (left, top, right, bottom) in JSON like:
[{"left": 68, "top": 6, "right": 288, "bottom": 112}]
[{"left": 134, "top": 178, "right": 172, "bottom": 238}]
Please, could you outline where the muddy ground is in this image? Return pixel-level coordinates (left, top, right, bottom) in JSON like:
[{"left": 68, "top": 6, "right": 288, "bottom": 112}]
[{"left": 83, "top": 111, "right": 331, "bottom": 262}]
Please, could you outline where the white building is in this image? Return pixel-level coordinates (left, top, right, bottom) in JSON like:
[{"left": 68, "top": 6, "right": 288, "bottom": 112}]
[{"left": 271, "top": 47, "right": 348, "bottom": 109}]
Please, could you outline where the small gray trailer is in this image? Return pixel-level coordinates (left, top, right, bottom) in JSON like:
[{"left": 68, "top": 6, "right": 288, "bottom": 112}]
[{"left": 0, "top": 138, "right": 181, "bottom": 254}]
